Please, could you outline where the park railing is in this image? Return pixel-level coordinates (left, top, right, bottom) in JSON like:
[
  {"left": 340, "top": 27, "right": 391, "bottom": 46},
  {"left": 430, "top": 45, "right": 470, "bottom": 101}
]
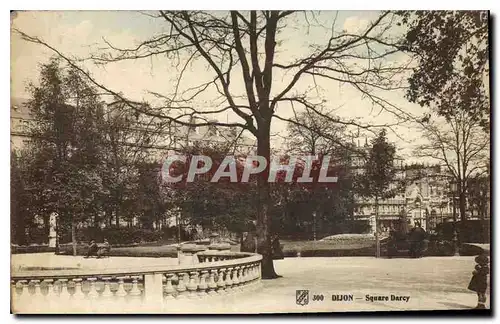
[{"left": 11, "top": 251, "right": 262, "bottom": 313}]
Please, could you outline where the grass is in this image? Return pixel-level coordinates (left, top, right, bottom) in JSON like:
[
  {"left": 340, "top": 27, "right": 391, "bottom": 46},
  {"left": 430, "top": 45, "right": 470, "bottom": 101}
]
[
  {"left": 280, "top": 239, "right": 377, "bottom": 257},
  {"left": 281, "top": 240, "right": 375, "bottom": 252}
]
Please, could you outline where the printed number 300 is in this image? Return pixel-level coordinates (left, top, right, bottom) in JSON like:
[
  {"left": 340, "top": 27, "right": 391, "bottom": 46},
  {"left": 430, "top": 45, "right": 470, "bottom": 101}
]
[{"left": 313, "top": 294, "right": 324, "bottom": 301}]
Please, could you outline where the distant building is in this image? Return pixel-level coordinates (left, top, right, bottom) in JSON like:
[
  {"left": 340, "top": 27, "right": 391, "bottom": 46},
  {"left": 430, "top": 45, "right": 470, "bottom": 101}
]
[
  {"left": 10, "top": 98, "right": 32, "bottom": 150},
  {"left": 350, "top": 140, "right": 455, "bottom": 233}
]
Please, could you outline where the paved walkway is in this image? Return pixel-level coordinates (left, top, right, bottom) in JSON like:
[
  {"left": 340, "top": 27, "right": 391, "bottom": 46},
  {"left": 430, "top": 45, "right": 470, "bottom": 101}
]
[
  {"left": 208, "top": 256, "right": 490, "bottom": 313},
  {"left": 11, "top": 254, "right": 490, "bottom": 313}
]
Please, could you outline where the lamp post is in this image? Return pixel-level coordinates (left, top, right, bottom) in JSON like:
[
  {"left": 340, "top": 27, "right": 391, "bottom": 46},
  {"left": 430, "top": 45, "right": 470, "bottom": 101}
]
[
  {"left": 415, "top": 201, "right": 421, "bottom": 227},
  {"left": 450, "top": 181, "right": 457, "bottom": 223},
  {"left": 449, "top": 180, "right": 460, "bottom": 255},
  {"left": 413, "top": 196, "right": 421, "bottom": 228}
]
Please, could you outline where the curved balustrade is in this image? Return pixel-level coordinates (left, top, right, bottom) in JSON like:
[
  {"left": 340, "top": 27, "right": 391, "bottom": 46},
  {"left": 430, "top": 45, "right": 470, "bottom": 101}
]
[{"left": 11, "top": 251, "right": 262, "bottom": 313}]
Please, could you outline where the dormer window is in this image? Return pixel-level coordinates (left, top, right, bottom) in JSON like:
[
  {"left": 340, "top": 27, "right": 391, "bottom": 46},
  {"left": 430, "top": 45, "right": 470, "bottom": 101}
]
[
  {"left": 188, "top": 116, "right": 197, "bottom": 133},
  {"left": 208, "top": 125, "right": 217, "bottom": 136}
]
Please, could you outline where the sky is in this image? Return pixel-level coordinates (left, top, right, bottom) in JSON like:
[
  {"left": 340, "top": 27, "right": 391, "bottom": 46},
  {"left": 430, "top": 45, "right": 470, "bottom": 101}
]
[{"left": 11, "top": 10, "right": 435, "bottom": 162}]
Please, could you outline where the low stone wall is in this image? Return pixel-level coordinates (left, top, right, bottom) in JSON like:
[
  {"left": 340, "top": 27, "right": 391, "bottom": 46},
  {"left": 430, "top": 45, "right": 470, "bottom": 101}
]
[{"left": 11, "top": 251, "right": 262, "bottom": 314}]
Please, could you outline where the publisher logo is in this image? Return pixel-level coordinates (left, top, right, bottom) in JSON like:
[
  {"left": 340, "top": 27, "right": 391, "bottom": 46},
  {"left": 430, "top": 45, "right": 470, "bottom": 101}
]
[{"left": 296, "top": 290, "right": 309, "bottom": 306}]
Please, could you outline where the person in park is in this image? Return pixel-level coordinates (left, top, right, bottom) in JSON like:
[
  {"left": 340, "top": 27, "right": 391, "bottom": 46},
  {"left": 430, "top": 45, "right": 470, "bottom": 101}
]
[
  {"left": 468, "top": 252, "right": 489, "bottom": 309},
  {"left": 408, "top": 222, "right": 427, "bottom": 258},
  {"left": 84, "top": 240, "right": 98, "bottom": 258},
  {"left": 97, "top": 238, "right": 111, "bottom": 258}
]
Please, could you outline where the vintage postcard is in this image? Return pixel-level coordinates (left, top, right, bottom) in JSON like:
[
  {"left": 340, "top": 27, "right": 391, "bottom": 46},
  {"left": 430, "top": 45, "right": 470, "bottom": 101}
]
[{"left": 10, "top": 10, "right": 491, "bottom": 314}]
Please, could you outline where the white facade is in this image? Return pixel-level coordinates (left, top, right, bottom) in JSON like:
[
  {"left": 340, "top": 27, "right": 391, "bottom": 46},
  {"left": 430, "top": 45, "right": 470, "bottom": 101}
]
[{"left": 351, "top": 141, "right": 455, "bottom": 233}]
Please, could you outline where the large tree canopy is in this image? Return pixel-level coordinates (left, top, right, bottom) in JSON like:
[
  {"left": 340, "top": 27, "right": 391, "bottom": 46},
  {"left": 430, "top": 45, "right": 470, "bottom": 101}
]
[
  {"left": 16, "top": 10, "right": 414, "bottom": 278},
  {"left": 399, "top": 11, "right": 489, "bottom": 130}
]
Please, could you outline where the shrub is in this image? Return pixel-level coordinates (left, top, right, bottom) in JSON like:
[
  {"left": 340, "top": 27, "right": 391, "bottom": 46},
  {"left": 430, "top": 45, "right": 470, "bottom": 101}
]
[
  {"left": 25, "top": 227, "right": 48, "bottom": 245},
  {"left": 60, "top": 227, "right": 169, "bottom": 245},
  {"left": 11, "top": 244, "right": 55, "bottom": 254}
]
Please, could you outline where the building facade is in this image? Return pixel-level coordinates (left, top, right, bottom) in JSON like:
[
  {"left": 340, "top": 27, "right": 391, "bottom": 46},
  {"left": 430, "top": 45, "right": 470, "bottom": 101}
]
[{"left": 350, "top": 140, "right": 456, "bottom": 234}]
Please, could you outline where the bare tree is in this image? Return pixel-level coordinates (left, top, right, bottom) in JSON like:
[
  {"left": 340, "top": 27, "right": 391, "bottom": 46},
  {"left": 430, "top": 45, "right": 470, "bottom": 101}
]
[
  {"left": 415, "top": 108, "right": 489, "bottom": 226},
  {"left": 16, "top": 10, "right": 412, "bottom": 278},
  {"left": 285, "top": 109, "right": 349, "bottom": 156}
]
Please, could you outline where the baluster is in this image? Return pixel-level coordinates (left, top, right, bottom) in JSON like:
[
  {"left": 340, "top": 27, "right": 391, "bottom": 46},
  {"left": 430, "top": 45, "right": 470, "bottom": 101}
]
[
  {"left": 51, "top": 279, "right": 61, "bottom": 297},
  {"left": 163, "top": 274, "right": 175, "bottom": 300},
  {"left": 198, "top": 270, "right": 208, "bottom": 297},
  {"left": 129, "top": 276, "right": 142, "bottom": 297},
  {"left": 232, "top": 267, "right": 240, "bottom": 291},
  {"left": 31, "top": 279, "right": 42, "bottom": 297},
  {"left": 247, "top": 265, "right": 254, "bottom": 283},
  {"left": 246, "top": 265, "right": 253, "bottom": 284},
  {"left": 11, "top": 280, "right": 18, "bottom": 301},
  {"left": 240, "top": 266, "right": 248, "bottom": 285},
  {"left": 59, "top": 279, "right": 71, "bottom": 298},
  {"left": 43, "top": 279, "right": 54, "bottom": 299},
  {"left": 87, "top": 278, "right": 100, "bottom": 299},
  {"left": 225, "top": 267, "right": 234, "bottom": 292},
  {"left": 10, "top": 280, "right": 15, "bottom": 295},
  {"left": 252, "top": 263, "right": 258, "bottom": 282},
  {"left": 207, "top": 270, "right": 217, "bottom": 295},
  {"left": 17, "top": 280, "right": 29, "bottom": 303},
  {"left": 115, "top": 277, "right": 128, "bottom": 298},
  {"left": 101, "top": 277, "right": 114, "bottom": 298},
  {"left": 187, "top": 271, "right": 199, "bottom": 298},
  {"left": 216, "top": 268, "right": 226, "bottom": 294},
  {"left": 71, "top": 278, "right": 86, "bottom": 299},
  {"left": 249, "top": 264, "right": 255, "bottom": 282},
  {"left": 176, "top": 273, "right": 188, "bottom": 299},
  {"left": 240, "top": 266, "right": 246, "bottom": 286}
]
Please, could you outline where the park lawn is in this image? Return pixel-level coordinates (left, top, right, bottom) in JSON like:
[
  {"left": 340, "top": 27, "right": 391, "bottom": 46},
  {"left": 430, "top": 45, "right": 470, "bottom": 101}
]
[
  {"left": 281, "top": 240, "right": 375, "bottom": 252},
  {"left": 279, "top": 238, "right": 379, "bottom": 257},
  {"left": 107, "top": 245, "right": 179, "bottom": 257}
]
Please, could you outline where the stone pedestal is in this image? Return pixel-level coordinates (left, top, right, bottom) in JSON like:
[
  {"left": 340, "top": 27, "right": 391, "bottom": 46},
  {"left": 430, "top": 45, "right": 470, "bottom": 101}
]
[
  {"left": 48, "top": 235, "right": 56, "bottom": 248},
  {"left": 48, "top": 213, "right": 57, "bottom": 248},
  {"left": 179, "top": 245, "right": 207, "bottom": 265},
  {"left": 369, "top": 215, "right": 376, "bottom": 234}
]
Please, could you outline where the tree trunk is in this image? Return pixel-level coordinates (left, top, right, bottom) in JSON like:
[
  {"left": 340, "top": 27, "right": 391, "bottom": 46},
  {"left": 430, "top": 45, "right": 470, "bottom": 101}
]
[
  {"left": 43, "top": 214, "right": 50, "bottom": 244},
  {"left": 115, "top": 205, "right": 120, "bottom": 228},
  {"left": 105, "top": 208, "right": 112, "bottom": 228},
  {"left": 375, "top": 196, "right": 380, "bottom": 258},
  {"left": 93, "top": 211, "right": 99, "bottom": 228},
  {"left": 459, "top": 191, "right": 467, "bottom": 225},
  {"left": 71, "top": 221, "right": 77, "bottom": 256},
  {"left": 256, "top": 125, "right": 278, "bottom": 279}
]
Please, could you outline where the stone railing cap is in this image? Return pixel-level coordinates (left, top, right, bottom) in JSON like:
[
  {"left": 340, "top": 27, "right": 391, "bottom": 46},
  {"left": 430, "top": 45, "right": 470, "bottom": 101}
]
[{"left": 12, "top": 252, "right": 261, "bottom": 280}]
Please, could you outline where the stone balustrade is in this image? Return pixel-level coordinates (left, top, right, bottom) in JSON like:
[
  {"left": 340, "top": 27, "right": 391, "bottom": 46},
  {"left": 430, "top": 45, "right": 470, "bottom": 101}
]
[{"left": 11, "top": 252, "right": 262, "bottom": 313}]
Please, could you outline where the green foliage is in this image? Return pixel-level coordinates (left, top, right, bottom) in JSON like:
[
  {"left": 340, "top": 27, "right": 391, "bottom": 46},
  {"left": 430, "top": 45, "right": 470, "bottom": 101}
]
[
  {"left": 398, "top": 11, "right": 489, "bottom": 131},
  {"left": 359, "top": 129, "right": 397, "bottom": 200},
  {"left": 467, "top": 175, "right": 489, "bottom": 219},
  {"left": 165, "top": 142, "right": 257, "bottom": 235}
]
